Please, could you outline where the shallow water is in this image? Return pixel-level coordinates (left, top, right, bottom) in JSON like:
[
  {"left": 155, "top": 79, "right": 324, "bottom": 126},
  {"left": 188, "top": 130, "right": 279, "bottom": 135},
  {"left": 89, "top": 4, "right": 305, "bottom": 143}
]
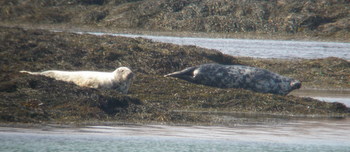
[
  {"left": 291, "top": 89, "right": 350, "bottom": 107},
  {"left": 1, "top": 117, "right": 349, "bottom": 152},
  {"left": 79, "top": 32, "right": 350, "bottom": 60}
]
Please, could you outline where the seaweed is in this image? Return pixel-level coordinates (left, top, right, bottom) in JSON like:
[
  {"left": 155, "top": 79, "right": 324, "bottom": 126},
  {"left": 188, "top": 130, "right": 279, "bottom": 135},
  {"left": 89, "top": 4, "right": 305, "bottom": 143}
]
[
  {"left": 0, "top": 26, "right": 348, "bottom": 124},
  {"left": 1, "top": 0, "right": 349, "bottom": 41}
]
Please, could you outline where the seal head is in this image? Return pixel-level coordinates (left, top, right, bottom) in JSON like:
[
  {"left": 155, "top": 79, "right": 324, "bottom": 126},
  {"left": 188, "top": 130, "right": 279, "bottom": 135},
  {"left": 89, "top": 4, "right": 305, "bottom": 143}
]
[{"left": 111, "top": 67, "right": 135, "bottom": 94}]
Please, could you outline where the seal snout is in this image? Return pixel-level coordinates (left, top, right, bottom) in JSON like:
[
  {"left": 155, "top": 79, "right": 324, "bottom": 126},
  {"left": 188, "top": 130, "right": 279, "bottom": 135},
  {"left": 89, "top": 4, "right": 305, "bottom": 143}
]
[
  {"left": 113, "top": 67, "right": 134, "bottom": 81},
  {"left": 290, "top": 80, "right": 302, "bottom": 90},
  {"left": 127, "top": 71, "right": 135, "bottom": 79}
]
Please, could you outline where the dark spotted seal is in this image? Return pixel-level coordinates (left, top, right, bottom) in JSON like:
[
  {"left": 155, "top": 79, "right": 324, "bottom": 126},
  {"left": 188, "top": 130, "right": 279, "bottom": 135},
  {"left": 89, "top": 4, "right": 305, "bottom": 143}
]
[
  {"left": 164, "top": 64, "right": 301, "bottom": 95},
  {"left": 20, "top": 67, "right": 134, "bottom": 94}
]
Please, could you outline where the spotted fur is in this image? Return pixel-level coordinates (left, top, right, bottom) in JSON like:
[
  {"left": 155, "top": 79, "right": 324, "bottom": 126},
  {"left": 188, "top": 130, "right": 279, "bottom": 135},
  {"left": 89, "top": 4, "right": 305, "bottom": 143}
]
[{"left": 165, "top": 64, "right": 301, "bottom": 95}]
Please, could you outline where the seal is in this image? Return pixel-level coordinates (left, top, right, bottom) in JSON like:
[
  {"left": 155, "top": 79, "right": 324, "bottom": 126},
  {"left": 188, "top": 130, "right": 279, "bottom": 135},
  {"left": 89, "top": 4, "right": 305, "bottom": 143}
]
[
  {"left": 20, "top": 67, "right": 134, "bottom": 94},
  {"left": 164, "top": 63, "right": 301, "bottom": 95}
]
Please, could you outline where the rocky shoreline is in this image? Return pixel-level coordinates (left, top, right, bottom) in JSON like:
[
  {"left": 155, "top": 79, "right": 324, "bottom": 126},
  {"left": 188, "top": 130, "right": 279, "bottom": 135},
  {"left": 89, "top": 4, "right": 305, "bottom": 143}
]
[
  {"left": 1, "top": 0, "right": 350, "bottom": 41},
  {"left": 0, "top": 26, "right": 349, "bottom": 125}
]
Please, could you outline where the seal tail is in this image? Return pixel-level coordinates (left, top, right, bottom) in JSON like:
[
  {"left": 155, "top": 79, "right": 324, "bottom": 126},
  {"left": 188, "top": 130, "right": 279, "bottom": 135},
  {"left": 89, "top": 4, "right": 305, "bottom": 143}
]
[
  {"left": 164, "top": 67, "right": 197, "bottom": 77},
  {"left": 164, "top": 66, "right": 198, "bottom": 82},
  {"left": 20, "top": 70, "right": 41, "bottom": 75}
]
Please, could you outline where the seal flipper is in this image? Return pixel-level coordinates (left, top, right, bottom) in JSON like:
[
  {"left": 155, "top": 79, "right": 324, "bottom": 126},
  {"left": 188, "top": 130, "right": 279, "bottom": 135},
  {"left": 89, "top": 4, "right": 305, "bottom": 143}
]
[
  {"left": 164, "top": 66, "right": 198, "bottom": 82},
  {"left": 20, "top": 71, "right": 41, "bottom": 75}
]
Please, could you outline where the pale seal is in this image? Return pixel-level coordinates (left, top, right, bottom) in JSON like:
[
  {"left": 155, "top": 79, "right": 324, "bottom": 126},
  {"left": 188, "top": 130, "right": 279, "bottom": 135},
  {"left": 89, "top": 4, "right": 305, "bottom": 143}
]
[
  {"left": 164, "top": 64, "right": 301, "bottom": 95},
  {"left": 20, "top": 67, "right": 134, "bottom": 94}
]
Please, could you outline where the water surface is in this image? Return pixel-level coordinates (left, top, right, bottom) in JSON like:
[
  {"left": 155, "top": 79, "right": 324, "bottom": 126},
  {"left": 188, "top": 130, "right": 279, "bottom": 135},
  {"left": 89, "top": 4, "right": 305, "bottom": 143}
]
[
  {"left": 291, "top": 89, "right": 350, "bottom": 107},
  {"left": 1, "top": 117, "right": 349, "bottom": 152},
  {"left": 79, "top": 32, "right": 350, "bottom": 60}
]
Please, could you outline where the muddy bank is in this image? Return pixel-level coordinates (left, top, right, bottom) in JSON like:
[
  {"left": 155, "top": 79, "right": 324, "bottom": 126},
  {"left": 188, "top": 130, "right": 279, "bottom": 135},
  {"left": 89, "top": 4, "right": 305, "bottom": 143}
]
[
  {"left": 0, "top": 0, "right": 349, "bottom": 41},
  {"left": 0, "top": 26, "right": 349, "bottom": 124}
]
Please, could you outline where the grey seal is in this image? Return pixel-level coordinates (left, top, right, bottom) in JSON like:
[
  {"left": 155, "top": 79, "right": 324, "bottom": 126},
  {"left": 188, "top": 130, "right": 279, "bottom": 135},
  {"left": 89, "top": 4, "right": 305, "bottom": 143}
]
[
  {"left": 164, "top": 64, "right": 301, "bottom": 95},
  {"left": 20, "top": 67, "right": 134, "bottom": 94}
]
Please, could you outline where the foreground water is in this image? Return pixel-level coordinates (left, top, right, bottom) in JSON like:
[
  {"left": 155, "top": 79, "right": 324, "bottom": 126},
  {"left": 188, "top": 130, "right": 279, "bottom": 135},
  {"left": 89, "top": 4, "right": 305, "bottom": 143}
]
[{"left": 1, "top": 116, "right": 350, "bottom": 152}]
